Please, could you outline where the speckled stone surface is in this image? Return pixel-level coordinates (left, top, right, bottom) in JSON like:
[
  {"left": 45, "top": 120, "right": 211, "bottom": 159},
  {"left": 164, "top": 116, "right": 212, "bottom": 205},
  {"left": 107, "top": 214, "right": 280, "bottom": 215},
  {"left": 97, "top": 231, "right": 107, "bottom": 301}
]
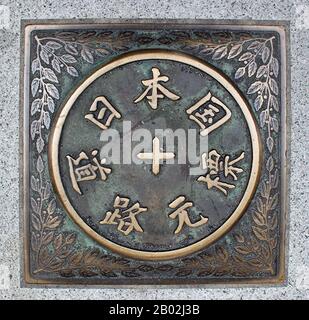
[{"left": 0, "top": 0, "right": 308, "bottom": 300}]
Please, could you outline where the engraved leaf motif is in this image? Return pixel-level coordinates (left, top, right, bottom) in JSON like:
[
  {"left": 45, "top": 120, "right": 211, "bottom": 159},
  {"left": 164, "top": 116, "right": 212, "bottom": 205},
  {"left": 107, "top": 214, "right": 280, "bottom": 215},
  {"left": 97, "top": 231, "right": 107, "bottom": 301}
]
[
  {"left": 31, "top": 198, "right": 38, "bottom": 214},
  {"left": 61, "top": 54, "right": 77, "bottom": 64},
  {"left": 59, "top": 268, "right": 75, "bottom": 277},
  {"left": 31, "top": 234, "right": 39, "bottom": 252},
  {"left": 31, "top": 214, "right": 41, "bottom": 231},
  {"left": 30, "top": 120, "right": 38, "bottom": 140},
  {"left": 261, "top": 181, "right": 268, "bottom": 198},
  {"left": 228, "top": 44, "right": 242, "bottom": 59},
  {"left": 271, "top": 169, "right": 279, "bottom": 188},
  {"left": 269, "top": 78, "right": 279, "bottom": 95},
  {"left": 271, "top": 117, "right": 279, "bottom": 132},
  {"left": 46, "top": 216, "right": 62, "bottom": 229},
  {"left": 42, "top": 232, "right": 54, "bottom": 245},
  {"left": 259, "top": 110, "right": 267, "bottom": 127},
  {"left": 215, "top": 246, "right": 228, "bottom": 262},
  {"left": 78, "top": 31, "right": 97, "bottom": 41},
  {"left": 40, "top": 48, "right": 50, "bottom": 64},
  {"left": 66, "top": 233, "right": 77, "bottom": 245},
  {"left": 46, "top": 83, "right": 59, "bottom": 99},
  {"left": 261, "top": 245, "right": 270, "bottom": 260},
  {"left": 239, "top": 52, "right": 253, "bottom": 61},
  {"left": 252, "top": 226, "right": 268, "bottom": 241},
  {"left": 81, "top": 47, "right": 94, "bottom": 63},
  {"left": 43, "top": 111, "right": 51, "bottom": 129},
  {"left": 256, "top": 65, "right": 267, "bottom": 78},
  {"left": 56, "top": 31, "right": 78, "bottom": 40},
  {"left": 248, "top": 61, "right": 257, "bottom": 77},
  {"left": 248, "top": 259, "right": 263, "bottom": 268},
  {"left": 39, "top": 247, "right": 50, "bottom": 265},
  {"left": 235, "top": 67, "right": 245, "bottom": 79},
  {"left": 270, "top": 95, "right": 279, "bottom": 111},
  {"left": 271, "top": 57, "right": 279, "bottom": 77},
  {"left": 59, "top": 250, "right": 72, "bottom": 260},
  {"left": 31, "top": 58, "right": 40, "bottom": 74},
  {"left": 201, "top": 47, "right": 214, "bottom": 55},
  {"left": 36, "top": 155, "right": 44, "bottom": 173},
  {"left": 248, "top": 41, "right": 261, "bottom": 50},
  {"left": 270, "top": 214, "right": 278, "bottom": 230},
  {"left": 95, "top": 48, "right": 110, "bottom": 56},
  {"left": 66, "top": 66, "right": 79, "bottom": 77},
  {"left": 47, "top": 199, "right": 56, "bottom": 215},
  {"left": 212, "top": 46, "right": 228, "bottom": 60},
  {"left": 49, "top": 259, "right": 64, "bottom": 271},
  {"left": 47, "top": 96, "right": 55, "bottom": 113},
  {"left": 270, "top": 193, "right": 279, "bottom": 210},
  {"left": 235, "top": 246, "right": 251, "bottom": 255},
  {"left": 270, "top": 237, "right": 277, "bottom": 248},
  {"left": 68, "top": 251, "right": 83, "bottom": 266},
  {"left": 31, "top": 78, "right": 40, "bottom": 97},
  {"left": 254, "top": 95, "right": 263, "bottom": 111},
  {"left": 138, "top": 265, "right": 154, "bottom": 272},
  {"left": 247, "top": 81, "right": 262, "bottom": 94},
  {"left": 31, "top": 99, "right": 41, "bottom": 115},
  {"left": 234, "top": 233, "right": 245, "bottom": 243},
  {"left": 262, "top": 46, "right": 270, "bottom": 63},
  {"left": 175, "top": 269, "right": 192, "bottom": 277},
  {"left": 43, "top": 68, "right": 58, "bottom": 83},
  {"left": 31, "top": 175, "right": 38, "bottom": 192},
  {"left": 266, "top": 156, "right": 274, "bottom": 172},
  {"left": 84, "top": 249, "right": 100, "bottom": 265},
  {"left": 46, "top": 41, "right": 62, "bottom": 50},
  {"left": 54, "top": 234, "right": 63, "bottom": 250},
  {"left": 51, "top": 58, "right": 61, "bottom": 73},
  {"left": 43, "top": 183, "right": 51, "bottom": 200},
  {"left": 267, "top": 136, "right": 274, "bottom": 152},
  {"left": 36, "top": 136, "right": 44, "bottom": 153},
  {"left": 65, "top": 44, "right": 78, "bottom": 55},
  {"left": 256, "top": 195, "right": 264, "bottom": 213},
  {"left": 58, "top": 251, "right": 73, "bottom": 262},
  {"left": 156, "top": 264, "right": 173, "bottom": 272},
  {"left": 253, "top": 211, "right": 266, "bottom": 226}
]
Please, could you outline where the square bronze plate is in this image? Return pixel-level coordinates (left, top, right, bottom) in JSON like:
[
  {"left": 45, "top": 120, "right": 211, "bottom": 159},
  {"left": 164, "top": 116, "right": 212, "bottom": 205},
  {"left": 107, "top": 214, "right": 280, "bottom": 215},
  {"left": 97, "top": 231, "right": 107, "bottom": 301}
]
[{"left": 20, "top": 19, "right": 289, "bottom": 286}]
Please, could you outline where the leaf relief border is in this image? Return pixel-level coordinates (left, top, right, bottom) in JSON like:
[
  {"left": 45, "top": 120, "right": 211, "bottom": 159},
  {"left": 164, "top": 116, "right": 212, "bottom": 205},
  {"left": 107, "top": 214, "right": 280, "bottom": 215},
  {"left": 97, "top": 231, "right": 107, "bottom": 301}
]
[{"left": 28, "top": 30, "right": 280, "bottom": 279}]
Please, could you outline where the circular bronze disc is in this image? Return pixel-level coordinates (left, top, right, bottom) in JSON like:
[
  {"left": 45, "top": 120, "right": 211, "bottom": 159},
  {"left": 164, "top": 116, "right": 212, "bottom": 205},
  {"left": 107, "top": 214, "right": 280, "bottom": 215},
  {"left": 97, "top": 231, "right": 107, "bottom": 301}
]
[{"left": 49, "top": 50, "right": 261, "bottom": 260}]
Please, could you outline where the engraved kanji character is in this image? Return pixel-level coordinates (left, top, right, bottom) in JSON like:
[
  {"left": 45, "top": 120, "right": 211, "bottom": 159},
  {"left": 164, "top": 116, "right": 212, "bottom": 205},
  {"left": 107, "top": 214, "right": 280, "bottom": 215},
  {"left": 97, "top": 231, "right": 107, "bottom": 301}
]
[
  {"left": 134, "top": 67, "right": 180, "bottom": 110},
  {"left": 186, "top": 92, "right": 231, "bottom": 136},
  {"left": 197, "top": 174, "right": 235, "bottom": 195},
  {"left": 66, "top": 149, "right": 111, "bottom": 194},
  {"left": 198, "top": 149, "right": 245, "bottom": 195},
  {"left": 99, "top": 196, "right": 147, "bottom": 236},
  {"left": 85, "top": 96, "right": 121, "bottom": 130},
  {"left": 168, "top": 196, "right": 208, "bottom": 234},
  {"left": 223, "top": 152, "right": 245, "bottom": 180}
]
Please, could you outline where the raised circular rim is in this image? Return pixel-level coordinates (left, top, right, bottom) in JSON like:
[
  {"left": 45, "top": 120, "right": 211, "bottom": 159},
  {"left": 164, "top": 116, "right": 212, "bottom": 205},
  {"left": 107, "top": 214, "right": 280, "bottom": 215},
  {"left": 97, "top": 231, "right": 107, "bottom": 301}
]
[{"left": 49, "top": 49, "right": 262, "bottom": 261}]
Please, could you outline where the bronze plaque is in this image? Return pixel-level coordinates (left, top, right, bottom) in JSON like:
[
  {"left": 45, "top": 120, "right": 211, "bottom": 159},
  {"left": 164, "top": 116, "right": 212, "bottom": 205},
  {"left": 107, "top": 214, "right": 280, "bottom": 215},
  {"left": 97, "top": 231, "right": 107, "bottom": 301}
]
[{"left": 21, "top": 20, "right": 289, "bottom": 286}]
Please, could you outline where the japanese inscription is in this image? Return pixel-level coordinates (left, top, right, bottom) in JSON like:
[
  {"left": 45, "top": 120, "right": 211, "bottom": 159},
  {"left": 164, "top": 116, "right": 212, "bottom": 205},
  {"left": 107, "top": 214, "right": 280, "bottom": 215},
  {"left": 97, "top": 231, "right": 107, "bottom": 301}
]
[
  {"left": 168, "top": 196, "right": 209, "bottom": 234},
  {"left": 198, "top": 150, "right": 245, "bottom": 195},
  {"left": 49, "top": 51, "right": 261, "bottom": 260},
  {"left": 186, "top": 92, "right": 231, "bottom": 136},
  {"left": 99, "top": 196, "right": 147, "bottom": 236},
  {"left": 134, "top": 67, "right": 180, "bottom": 109},
  {"left": 85, "top": 96, "right": 121, "bottom": 130},
  {"left": 66, "top": 149, "right": 111, "bottom": 195}
]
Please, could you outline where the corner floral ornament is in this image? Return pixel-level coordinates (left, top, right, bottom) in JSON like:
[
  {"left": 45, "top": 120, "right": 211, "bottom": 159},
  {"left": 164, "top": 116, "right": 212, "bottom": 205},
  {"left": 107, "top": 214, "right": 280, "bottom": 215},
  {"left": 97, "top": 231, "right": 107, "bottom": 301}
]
[{"left": 23, "top": 21, "right": 287, "bottom": 285}]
